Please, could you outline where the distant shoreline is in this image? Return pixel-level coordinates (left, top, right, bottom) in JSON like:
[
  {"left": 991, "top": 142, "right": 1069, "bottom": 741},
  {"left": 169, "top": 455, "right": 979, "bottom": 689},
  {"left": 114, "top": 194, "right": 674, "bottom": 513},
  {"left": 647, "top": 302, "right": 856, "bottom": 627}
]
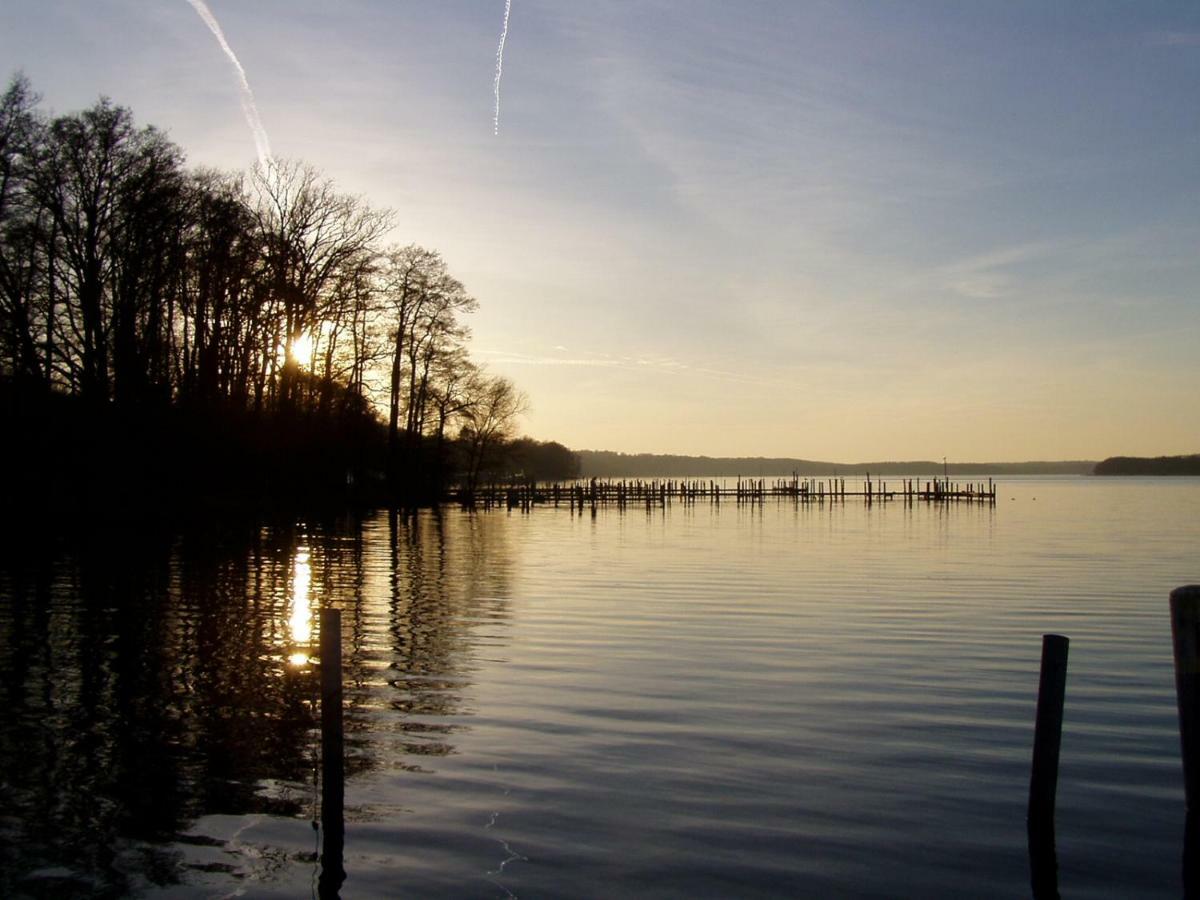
[
  {"left": 576, "top": 451, "right": 1200, "bottom": 478},
  {"left": 1093, "top": 455, "right": 1200, "bottom": 476},
  {"left": 577, "top": 451, "right": 1096, "bottom": 478}
]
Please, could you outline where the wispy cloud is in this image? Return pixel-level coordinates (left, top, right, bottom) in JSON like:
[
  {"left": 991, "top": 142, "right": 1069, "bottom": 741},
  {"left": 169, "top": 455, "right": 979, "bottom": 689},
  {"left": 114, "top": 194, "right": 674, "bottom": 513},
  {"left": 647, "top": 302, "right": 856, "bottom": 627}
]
[
  {"left": 936, "top": 240, "right": 1062, "bottom": 300},
  {"left": 476, "top": 347, "right": 775, "bottom": 387},
  {"left": 478, "top": 348, "right": 682, "bottom": 370},
  {"left": 1147, "top": 31, "right": 1200, "bottom": 47}
]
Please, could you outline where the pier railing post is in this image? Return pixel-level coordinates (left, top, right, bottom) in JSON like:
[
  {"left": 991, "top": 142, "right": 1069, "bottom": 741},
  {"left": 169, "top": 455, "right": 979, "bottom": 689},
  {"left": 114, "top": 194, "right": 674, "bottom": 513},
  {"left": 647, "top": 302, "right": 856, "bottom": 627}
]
[
  {"left": 1029, "top": 634, "right": 1069, "bottom": 824},
  {"left": 320, "top": 608, "right": 346, "bottom": 897},
  {"left": 1171, "top": 586, "right": 1200, "bottom": 811}
]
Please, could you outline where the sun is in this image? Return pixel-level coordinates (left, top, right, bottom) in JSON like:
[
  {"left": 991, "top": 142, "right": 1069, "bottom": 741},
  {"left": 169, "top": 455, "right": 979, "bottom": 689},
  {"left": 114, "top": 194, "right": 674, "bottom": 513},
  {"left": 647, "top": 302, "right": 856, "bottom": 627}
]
[{"left": 290, "top": 332, "right": 313, "bottom": 364}]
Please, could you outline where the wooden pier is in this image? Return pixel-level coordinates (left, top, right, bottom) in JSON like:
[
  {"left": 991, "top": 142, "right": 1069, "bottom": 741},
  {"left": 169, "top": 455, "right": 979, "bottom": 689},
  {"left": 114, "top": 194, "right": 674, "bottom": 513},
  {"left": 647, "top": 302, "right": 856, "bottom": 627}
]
[{"left": 455, "top": 476, "right": 997, "bottom": 511}]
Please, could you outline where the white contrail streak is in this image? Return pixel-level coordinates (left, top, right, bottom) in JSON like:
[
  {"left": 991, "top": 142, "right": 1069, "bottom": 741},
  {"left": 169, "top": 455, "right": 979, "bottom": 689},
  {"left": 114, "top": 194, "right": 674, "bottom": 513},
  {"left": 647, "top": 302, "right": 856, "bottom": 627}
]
[
  {"left": 185, "top": 0, "right": 274, "bottom": 170},
  {"left": 493, "top": 0, "right": 512, "bottom": 135}
]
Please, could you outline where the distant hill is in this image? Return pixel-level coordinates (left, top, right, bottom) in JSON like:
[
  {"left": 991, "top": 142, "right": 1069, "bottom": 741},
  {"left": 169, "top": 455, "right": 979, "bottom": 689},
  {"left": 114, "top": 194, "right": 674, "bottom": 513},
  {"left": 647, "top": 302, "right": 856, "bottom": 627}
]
[
  {"left": 577, "top": 451, "right": 1096, "bottom": 478},
  {"left": 1093, "top": 455, "right": 1200, "bottom": 476}
]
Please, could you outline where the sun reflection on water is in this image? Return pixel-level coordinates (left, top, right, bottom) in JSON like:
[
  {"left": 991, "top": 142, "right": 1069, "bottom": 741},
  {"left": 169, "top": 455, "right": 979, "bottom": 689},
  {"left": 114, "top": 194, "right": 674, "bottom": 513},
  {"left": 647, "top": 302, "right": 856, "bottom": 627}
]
[{"left": 288, "top": 548, "right": 313, "bottom": 666}]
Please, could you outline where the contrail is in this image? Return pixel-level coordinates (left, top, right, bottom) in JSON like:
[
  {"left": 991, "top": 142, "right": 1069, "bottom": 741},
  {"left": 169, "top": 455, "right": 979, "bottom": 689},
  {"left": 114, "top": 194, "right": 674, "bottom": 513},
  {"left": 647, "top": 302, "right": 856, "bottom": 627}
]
[
  {"left": 185, "top": 0, "right": 274, "bottom": 171},
  {"left": 493, "top": 0, "right": 512, "bottom": 135}
]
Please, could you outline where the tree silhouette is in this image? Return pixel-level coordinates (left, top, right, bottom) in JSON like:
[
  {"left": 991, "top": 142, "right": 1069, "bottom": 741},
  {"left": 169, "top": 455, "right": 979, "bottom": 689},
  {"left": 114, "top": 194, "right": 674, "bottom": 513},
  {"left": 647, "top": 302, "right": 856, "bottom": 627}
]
[{"left": 0, "top": 73, "right": 577, "bottom": 507}]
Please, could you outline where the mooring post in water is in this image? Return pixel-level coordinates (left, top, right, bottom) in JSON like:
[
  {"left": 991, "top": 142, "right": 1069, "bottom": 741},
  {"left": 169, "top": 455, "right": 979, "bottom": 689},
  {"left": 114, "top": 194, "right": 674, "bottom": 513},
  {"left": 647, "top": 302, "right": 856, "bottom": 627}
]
[
  {"left": 1024, "top": 632, "right": 1066, "bottom": 900},
  {"left": 319, "top": 607, "right": 346, "bottom": 897},
  {"left": 1027, "top": 815, "right": 1060, "bottom": 900},
  {"left": 1171, "top": 586, "right": 1200, "bottom": 811},
  {"left": 1029, "top": 633, "right": 1069, "bottom": 824}
]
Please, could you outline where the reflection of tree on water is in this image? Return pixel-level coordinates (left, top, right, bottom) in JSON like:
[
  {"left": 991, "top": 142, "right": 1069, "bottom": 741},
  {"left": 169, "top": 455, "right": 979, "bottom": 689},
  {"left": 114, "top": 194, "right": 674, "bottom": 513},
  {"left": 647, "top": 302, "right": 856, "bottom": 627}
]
[
  {"left": 1, "top": 527, "right": 191, "bottom": 896},
  {"left": 383, "top": 509, "right": 515, "bottom": 757},
  {"left": 0, "top": 509, "right": 517, "bottom": 895},
  {"left": 181, "top": 525, "right": 320, "bottom": 801},
  {"left": 0, "top": 519, "right": 348, "bottom": 895}
]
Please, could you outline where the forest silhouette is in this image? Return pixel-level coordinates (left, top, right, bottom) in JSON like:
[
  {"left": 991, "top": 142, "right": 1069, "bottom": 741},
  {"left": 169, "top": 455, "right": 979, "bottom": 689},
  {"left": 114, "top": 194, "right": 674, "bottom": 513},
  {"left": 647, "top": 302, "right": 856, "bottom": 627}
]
[{"left": 0, "top": 74, "right": 578, "bottom": 510}]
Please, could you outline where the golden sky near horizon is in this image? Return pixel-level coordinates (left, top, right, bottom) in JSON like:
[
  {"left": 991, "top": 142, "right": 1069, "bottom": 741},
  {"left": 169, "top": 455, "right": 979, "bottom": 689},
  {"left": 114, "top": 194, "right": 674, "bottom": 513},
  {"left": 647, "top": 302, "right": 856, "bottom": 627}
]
[{"left": 2, "top": 1, "right": 1197, "bottom": 459}]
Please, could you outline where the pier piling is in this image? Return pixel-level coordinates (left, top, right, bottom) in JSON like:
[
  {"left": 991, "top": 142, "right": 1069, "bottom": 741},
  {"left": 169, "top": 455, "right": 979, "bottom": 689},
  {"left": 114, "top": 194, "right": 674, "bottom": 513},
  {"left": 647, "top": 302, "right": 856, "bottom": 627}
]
[
  {"left": 454, "top": 476, "right": 997, "bottom": 508},
  {"left": 1171, "top": 586, "right": 1200, "bottom": 810},
  {"left": 1029, "top": 633, "right": 1069, "bottom": 825},
  {"left": 320, "top": 608, "right": 346, "bottom": 897}
]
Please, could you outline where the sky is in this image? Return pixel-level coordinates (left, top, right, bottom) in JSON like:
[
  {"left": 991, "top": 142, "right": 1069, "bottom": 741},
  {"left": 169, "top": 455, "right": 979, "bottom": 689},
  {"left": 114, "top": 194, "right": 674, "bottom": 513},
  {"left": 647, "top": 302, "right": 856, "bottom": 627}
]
[{"left": 2, "top": 0, "right": 1198, "bottom": 461}]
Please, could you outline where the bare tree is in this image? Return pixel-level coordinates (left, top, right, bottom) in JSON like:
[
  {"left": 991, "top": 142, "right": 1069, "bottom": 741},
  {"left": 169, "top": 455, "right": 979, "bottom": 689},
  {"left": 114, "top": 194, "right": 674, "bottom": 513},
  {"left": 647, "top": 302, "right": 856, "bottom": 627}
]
[
  {"left": 459, "top": 373, "right": 528, "bottom": 495},
  {"left": 0, "top": 74, "right": 47, "bottom": 387},
  {"left": 379, "top": 244, "right": 439, "bottom": 455},
  {"left": 249, "top": 159, "right": 391, "bottom": 412},
  {"left": 22, "top": 99, "right": 188, "bottom": 403},
  {"left": 177, "top": 169, "right": 260, "bottom": 408}
]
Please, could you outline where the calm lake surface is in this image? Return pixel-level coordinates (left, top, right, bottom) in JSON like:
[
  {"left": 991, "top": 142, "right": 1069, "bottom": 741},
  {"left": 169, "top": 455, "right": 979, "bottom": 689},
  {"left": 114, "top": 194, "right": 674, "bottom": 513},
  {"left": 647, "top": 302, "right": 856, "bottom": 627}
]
[{"left": 2, "top": 477, "right": 1198, "bottom": 898}]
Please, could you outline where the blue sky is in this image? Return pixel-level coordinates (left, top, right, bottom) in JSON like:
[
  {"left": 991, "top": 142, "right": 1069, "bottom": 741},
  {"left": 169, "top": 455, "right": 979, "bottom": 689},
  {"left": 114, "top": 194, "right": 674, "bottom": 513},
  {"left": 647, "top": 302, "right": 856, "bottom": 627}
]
[{"left": 3, "top": 1, "right": 1198, "bottom": 459}]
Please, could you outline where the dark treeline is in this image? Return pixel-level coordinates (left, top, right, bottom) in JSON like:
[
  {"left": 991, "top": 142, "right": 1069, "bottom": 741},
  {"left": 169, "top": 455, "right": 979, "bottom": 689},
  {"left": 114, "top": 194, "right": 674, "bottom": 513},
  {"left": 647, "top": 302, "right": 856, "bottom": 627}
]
[
  {"left": 1093, "top": 454, "right": 1200, "bottom": 476},
  {"left": 578, "top": 450, "right": 1097, "bottom": 478},
  {"left": 0, "top": 74, "right": 577, "bottom": 507}
]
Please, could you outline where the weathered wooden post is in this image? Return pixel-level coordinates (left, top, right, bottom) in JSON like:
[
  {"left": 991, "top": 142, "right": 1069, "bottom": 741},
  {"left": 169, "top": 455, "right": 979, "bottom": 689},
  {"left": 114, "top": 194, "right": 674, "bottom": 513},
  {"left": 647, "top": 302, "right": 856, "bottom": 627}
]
[
  {"left": 1186, "top": 809, "right": 1200, "bottom": 900},
  {"left": 320, "top": 608, "right": 346, "bottom": 898},
  {"left": 1173, "top": 587, "right": 1200, "bottom": 898},
  {"left": 1027, "top": 817, "right": 1060, "bottom": 900},
  {"left": 1027, "top": 632, "right": 1068, "bottom": 899},
  {"left": 1029, "top": 634, "right": 1069, "bottom": 824},
  {"left": 1171, "top": 586, "right": 1200, "bottom": 810}
]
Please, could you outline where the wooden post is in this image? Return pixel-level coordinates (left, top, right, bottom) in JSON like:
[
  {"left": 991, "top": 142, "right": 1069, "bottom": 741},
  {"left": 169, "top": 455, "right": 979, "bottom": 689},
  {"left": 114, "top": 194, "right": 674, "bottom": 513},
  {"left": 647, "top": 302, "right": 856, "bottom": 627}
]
[
  {"left": 1186, "top": 809, "right": 1200, "bottom": 900},
  {"left": 320, "top": 608, "right": 346, "bottom": 897},
  {"left": 1029, "top": 634, "right": 1069, "bottom": 824},
  {"left": 1171, "top": 586, "right": 1200, "bottom": 810},
  {"left": 1027, "top": 816, "right": 1060, "bottom": 900}
]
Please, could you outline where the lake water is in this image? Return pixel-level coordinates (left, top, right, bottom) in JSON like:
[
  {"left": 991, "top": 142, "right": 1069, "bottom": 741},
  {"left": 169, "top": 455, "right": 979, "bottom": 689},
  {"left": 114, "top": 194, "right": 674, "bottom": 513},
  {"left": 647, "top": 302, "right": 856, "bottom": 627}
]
[{"left": 2, "top": 477, "right": 1198, "bottom": 898}]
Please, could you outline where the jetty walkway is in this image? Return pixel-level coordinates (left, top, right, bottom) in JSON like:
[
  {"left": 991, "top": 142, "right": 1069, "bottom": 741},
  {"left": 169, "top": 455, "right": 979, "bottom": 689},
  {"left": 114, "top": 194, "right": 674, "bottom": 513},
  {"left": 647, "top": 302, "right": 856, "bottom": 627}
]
[{"left": 456, "top": 476, "right": 997, "bottom": 511}]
